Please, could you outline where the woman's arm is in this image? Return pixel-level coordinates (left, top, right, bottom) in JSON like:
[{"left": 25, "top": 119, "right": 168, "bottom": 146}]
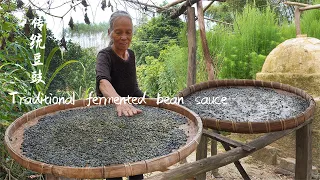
[{"left": 99, "top": 79, "right": 142, "bottom": 117}]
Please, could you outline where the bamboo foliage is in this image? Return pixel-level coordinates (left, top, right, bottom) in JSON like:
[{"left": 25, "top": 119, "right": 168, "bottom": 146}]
[
  {"left": 208, "top": 4, "right": 285, "bottom": 79},
  {"left": 206, "top": 1, "right": 320, "bottom": 80},
  {"left": 300, "top": 0, "right": 320, "bottom": 38}
]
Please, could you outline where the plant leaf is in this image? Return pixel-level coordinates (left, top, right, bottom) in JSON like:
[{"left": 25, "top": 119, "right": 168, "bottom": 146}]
[{"left": 43, "top": 60, "right": 79, "bottom": 95}]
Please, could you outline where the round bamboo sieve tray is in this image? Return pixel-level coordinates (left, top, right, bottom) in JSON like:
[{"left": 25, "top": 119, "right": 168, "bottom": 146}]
[
  {"left": 4, "top": 98, "right": 202, "bottom": 179},
  {"left": 178, "top": 79, "right": 315, "bottom": 133}
]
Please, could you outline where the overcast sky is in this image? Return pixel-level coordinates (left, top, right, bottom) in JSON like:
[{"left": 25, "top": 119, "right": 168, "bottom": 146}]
[
  {"left": 21, "top": 0, "right": 168, "bottom": 37},
  {"left": 17, "top": 0, "right": 213, "bottom": 39}
]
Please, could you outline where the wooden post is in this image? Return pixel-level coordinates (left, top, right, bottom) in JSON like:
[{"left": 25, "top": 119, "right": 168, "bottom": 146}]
[
  {"left": 197, "top": 0, "right": 215, "bottom": 80},
  {"left": 294, "top": 6, "right": 301, "bottom": 36},
  {"left": 187, "top": 6, "right": 196, "bottom": 87},
  {"left": 186, "top": 6, "right": 198, "bottom": 170},
  {"left": 196, "top": 135, "right": 207, "bottom": 180},
  {"left": 295, "top": 122, "right": 312, "bottom": 180},
  {"left": 210, "top": 130, "right": 218, "bottom": 176}
]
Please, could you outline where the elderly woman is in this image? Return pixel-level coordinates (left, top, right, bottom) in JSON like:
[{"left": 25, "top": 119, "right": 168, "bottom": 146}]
[
  {"left": 95, "top": 11, "right": 145, "bottom": 180},
  {"left": 96, "top": 10, "right": 147, "bottom": 117}
]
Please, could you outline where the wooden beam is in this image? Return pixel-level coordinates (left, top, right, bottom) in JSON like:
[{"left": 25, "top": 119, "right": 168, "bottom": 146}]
[
  {"left": 295, "top": 123, "right": 312, "bottom": 180},
  {"left": 170, "top": 0, "right": 200, "bottom": 19},
  {"left": 203, "top": 1, "right": 214, "bottom": 12},
  {"left": 220, "top": 141, "right": 250, "bottom": 179},
  {"left": 204, "top": 129, "right": 251, "bottom": 178},
  {"left": 145, "top": 120, "right": 312, "bottom": 180},
  {"left": 202, "top": 129, "right": 255, "bottom": 152},
  {"left": 157, "top": 0, "right": 186, "bottom": 12},
  {"left": 187, "top": 7, "right": 197, "bottom": 87},
  {"left": 170, "top": 0, "right": 225, "bottom": 19},
  {"left": 285, "top": 1, "right": 320, "bottom": 11},
  {"left": 284, "top": 1, "right": 309, "bottom": 7},
  {"left": 122, "top": 0, "right": 164, "bottom": 10},
  {"left": 197, "top": 0, "right": 215, "bottom": 80},
  {"left": 299, "top": 4, "right": 320, "bottom": 11}
]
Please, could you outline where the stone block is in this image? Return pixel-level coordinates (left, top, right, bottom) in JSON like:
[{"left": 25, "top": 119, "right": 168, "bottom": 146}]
[
  {"left": 279, "top": 157, "right": 296, "bottom": 173},
  {"left": 250, "top": 146, "right": 278, "bottom": 165},
  {"left": 278, "top": 157, "right": 318, "bottom": 175}
]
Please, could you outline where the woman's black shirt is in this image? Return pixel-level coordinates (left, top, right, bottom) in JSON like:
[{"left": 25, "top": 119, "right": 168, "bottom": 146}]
[{"left": 95, "top": 47, "right": 145, "bottom": 97}]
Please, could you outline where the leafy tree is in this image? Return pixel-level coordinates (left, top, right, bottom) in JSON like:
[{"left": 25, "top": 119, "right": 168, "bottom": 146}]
[
  {"left": 131, "top": 15, "right": 185, "bottom": 65},
  {"left": 205, "top": 3, "right": 234, "bottom": 23},
  {"left": 0, "top": 2, "right": 43, "bottom": 179},
  {"left": 137, "top": 44, "right": 188, "bottom": 97},
  {"left": 137, "top": 56, "right": 163, "bottom": 97},
  {"left": 47, "top": 40, "right": 96, "bottom": 99},
  {"left": 43, "top": 30, "right": 65, "bottom": 92},
  {"left": 61, "top": 42, "right": 96, "bottom": 97}
]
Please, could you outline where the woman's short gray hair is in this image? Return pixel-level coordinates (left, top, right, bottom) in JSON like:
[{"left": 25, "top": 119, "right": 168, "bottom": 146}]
[{"left": 109, "top": 10, "right": 132, "bottom": 31}]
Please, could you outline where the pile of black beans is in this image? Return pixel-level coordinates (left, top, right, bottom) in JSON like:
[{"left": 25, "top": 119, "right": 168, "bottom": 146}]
[
  {"left": 22, "top": 105, "right": 188, "bottom": 167},
  {"left": 183, "top": 87, "right": 309, "bottom": 122}
]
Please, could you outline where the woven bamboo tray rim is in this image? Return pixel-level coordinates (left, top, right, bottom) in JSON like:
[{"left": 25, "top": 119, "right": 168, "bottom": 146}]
[
  {"left": 4, "top": 98, "right": 202, "bottom": 179},
  {"left": 178, "top": 79, "right": 316, "bottom": 133}
]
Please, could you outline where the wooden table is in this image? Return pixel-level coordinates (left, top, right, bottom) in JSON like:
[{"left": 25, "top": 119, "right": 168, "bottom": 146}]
[{"left": 145, "top": 117, "right": 313, "bottom": 180}]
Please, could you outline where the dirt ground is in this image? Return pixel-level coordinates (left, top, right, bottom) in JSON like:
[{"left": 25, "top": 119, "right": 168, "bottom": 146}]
[{"left": 143, "top": 143, "right": 295, "bottom": 180}]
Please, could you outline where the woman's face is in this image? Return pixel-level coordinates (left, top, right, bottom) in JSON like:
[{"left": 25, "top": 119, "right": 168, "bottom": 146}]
[{"left": 109, "top": 16, "right": 133, "bottom": 51}]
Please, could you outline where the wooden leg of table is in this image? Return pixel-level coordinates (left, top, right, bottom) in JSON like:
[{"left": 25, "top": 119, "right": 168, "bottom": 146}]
[
  {"left": 210, "top": 129, "right": 218, "bottom": 177},
  {"left": 46, "top": 174, "right": 59, "bottom": 180},
  {"left": 295, "top": 122, "right": 312, "bottom": 180},
  {"left": 195, "top": 135, "right": 208, "bottom": 180},
  {"left": 45, "top": 174, "right": 80, "bottom": 180}
]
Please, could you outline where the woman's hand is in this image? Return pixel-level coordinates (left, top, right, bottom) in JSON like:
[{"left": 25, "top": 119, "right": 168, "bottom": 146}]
[
  {"left": 99, "top": 79, "right": 142, "bottom": 117},
  {"left": 115, "top": 103, "right": 142, "bottom": 117}
]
